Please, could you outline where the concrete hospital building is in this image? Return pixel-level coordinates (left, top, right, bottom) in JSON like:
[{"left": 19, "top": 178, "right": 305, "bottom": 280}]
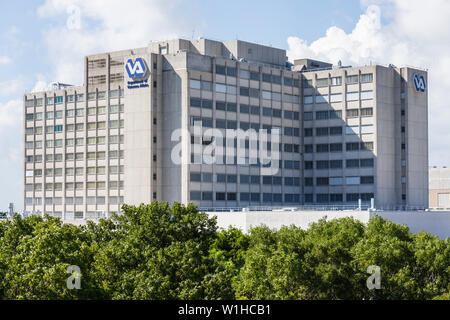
[{"left": 23, "top": 38, "right": 429, "bottom": 219}]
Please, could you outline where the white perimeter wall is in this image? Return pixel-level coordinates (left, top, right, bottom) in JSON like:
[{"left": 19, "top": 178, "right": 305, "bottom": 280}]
[{"left": 208, "top": 210, "right": 450, "bottom": 239}]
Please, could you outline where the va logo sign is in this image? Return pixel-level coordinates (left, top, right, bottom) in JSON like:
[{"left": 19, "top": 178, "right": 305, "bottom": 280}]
[
  {"left": 126, "top": 58, "right": 149, "bottom": 81},
  {"left": 413, "top": 74, "right": 426, "bottom": 93}
]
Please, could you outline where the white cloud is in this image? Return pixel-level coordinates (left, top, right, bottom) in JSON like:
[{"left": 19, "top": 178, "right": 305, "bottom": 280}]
[
  {"left": 37, "top": 0, "right": 194, "bottom": 85},
  {"left": 0, "top": 79, "right": 23, "bottom": 96},
  {"left": 287, "top": 1, "right": 450, "bottom": 166},
  {"left": 30, "top": 74, "right": 51, "bottom": 93},
  {"left": 0, "top": 99, "right": 22, "bottom": 128},
  {"left": 0, "top": 56, "right": 12, "bottom": 64},
  {"left": 0, "top": 99, "right": 23, "bottom": 211}
]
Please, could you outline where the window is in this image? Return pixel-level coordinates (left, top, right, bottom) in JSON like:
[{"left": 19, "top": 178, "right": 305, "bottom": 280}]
[
  {"left": 250, "top": 106, "right": 260, "bottom": 115},
  {"left": 346, "top": 142, "right": 360, "bottom": 151},
  {"left": 250, "top": 72, "right": 260, "bottom": 81},
  {"left": 304, "top": 96, "right": 313, "bottom": 104},
  {"left": 240, "top": 69, "right": 250, "bottom": 79},
  {"left": 330, "top": 110, "right": 342, "bottom": 119},
  {"left": 330, "top": 194, "right": 343, "bottom": 202},
  {"left": 361, "top": 193, "right": 375, "bottom": 201},
  {"left": 227, "top": 193, "right": 237, "bottom": 201},
  {"left": 317, "top": 194, "right": 329, "bottom": 203},
  {"left": 330, "top": 93, "right": 342, "bottom": 102},
  {"left": 316, "top": 78, "right": 329, "bottom": 87},
  {"left": 361, "top": 176, "right": 374, "bottom": 184},
  {"left": 315, "top": 94, "right": 328, "bottom": 104},
  {"left": 190, "top": 97, "right": 201, "bottom": 108},
  {"left": 316, "top": 127, "right": 328, "bottom": 136},
  {"left": 202, "top": 192, "right": 213, "bottom": 201},
  {"left": 189, "top": 79, "right": 201, "bottom": 90},
  {"left": 316, "top": 111, "right": 329, "bottom": 120},
  {"left": 272, "top": 75, "right": 281, "bottom": 84},
  {"left": 304, "top": 145, "right": 313, "bottom": 153},
  {"left": 190, "top": 191, "right": 201, "bottom": 201},
  {"left": 303, "top": 79, "right": 313, "bottom": 88},
  {"left": 360, "top": 90, "right": 373, "bottom": 100},
  {"left": 347, "top": 193, "right": 360, "bottom": 202},
  {"left": 329, "top": 126, "right": 342, "bottom": 135},
  {"left": 75, "top": 109, "right": 84, "bottom": 117},
  {"left": 330, "top": 160, "right": 343, "bottom": 169},
  {"left": 316, "top": 160, "right": 329, "bottom": 170},
  {"left": 330, "top": 77, "right": 342, "bottom": 86},
  {"left": 304, "top": 112, "right": 313, "bottom": 121},
  {"left": 226, "top": 67, "right": 237, "bottom": 77},
  {"left": 346, "top": 159, "right": 360, "bottom": 168},
  {"left": 346, "top": 176, "right": 360, "bottom": 185},
  {"left": 330, "top": 143, "right": 342, "bottom": 152},
  {"left": 346, "top": 75, "right": 359, "bottom": 84},
  {"left": 361, "top": 125, "right": 374, "bottom": 134},
  {"left": 304, "top": 128, "right": 313, "bottom": 137},
  {"left": 216, "top": 192, "right": 226, "bottom": 201},
  {"left": 262, "top": 91, "right": 271, "bottom": 100},
  {"left": 346, "top": 126, "right": 359, "bottom": 135},
  {"left": 360, "top": 73, "right": 373, "bottom": 83},
  {"left": 360, "top": 159, "right": 374, "bottom": 167},
  {"left": 361, "top": 141, "right": 374, "bottom": 151},
  {"left": 316, "top": 144, "right": 329, "bottom": 153},
  {"left": 301, "top": 177, "right": 312, "bottom": 187},
  {"left": 347, "top": 92, "right": 359, "bottom": 101},
  {"left": 361, "top": 108, "right": 373, "bottom": 117},
  {"left": 347, "top": 109, "right": 359, "bottom": 118}
]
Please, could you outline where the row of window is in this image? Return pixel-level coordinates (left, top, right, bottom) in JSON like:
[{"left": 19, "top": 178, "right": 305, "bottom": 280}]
[
  {"left": 25, "top": 90, "right": 124, "bottom": 107},
  {"left": 304, "top": 193, "right": 375, "bottom": 203},
  {"left": 215, "top": 66, "right": 301, "bottom": 87},
  {"left": 304, "top": 142, "right": 374, "bottom": 153},
  {"left": 304, "top": 176, "right": 374, "bottom": 186},
  {"left": 25, "top": 151, "right": 124, "bottom": 164},
  {"left": 303, "top": 74, "right": 373, "bottom": 88},
  {"left": 304, "top": 158, "right": 374, "bottom": 170},
  {"left": 304, "top": 124, "right": 374, "bottom": 137},
  {"left": 304, "top": 110, "right": 342, "bottom": 120},
  {"left": 191, "top": 98, "right": 301, "bottom": 120},
  {"left": 26, "top": 165, "right": 124, "bottom": 177},
  {"left": 25, "top": 180, "right": 124, "bottom": 191},
  {"left": 25, "top": 135, "right": 124, "bottom": 149},
  {"left": 304, "top": 90, "right": 373, "bottom": 105},
  {"left": 190, "top": 191, "right": 301, "bottom": 203},
  {"left": 190, "top": 172, "right": 301, "bottom": 186},
  {"left": 26, "top": 105, "right": 124, "bottom": 121},
  {"left": 25, "top": 195, "right": 124, "bottom": 206},
  {"left": 26, "top": 120, "right": 124, "bottom": 136}
]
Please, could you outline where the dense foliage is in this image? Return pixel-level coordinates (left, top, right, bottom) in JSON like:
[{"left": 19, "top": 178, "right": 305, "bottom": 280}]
[{"left": 0, "top": 202, "right": 448, "bottom": 300}]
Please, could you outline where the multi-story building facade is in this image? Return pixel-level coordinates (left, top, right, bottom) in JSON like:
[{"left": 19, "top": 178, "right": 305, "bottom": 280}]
[
  {"left": 23, "top": 38, "right": 428, "bottom": 219},
  {"left": 429, "top": 167, "right": 450, "bottom": 209}
]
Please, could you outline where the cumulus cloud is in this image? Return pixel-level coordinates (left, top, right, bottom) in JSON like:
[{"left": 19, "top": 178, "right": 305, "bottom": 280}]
[
  {"left": 287, "top": 1, "right": 450, "bottom": 166},
  {"left": 37, "top": 0, "right": 194, "bottom": 85},
  {"left": 0, "top": 99, "right": 23, "bottom": 211},
  {"left": 0, "top": 79, "right": 24, "bottom": 97},
  {"left": 0, "top": 56, "right": 12, "bottom": 64},
  {"left": 0, "top": 99, "right": 22, "bottom": 128}
]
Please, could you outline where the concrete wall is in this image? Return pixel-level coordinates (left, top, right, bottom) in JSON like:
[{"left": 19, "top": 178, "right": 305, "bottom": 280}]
[
  {"left": 405, "top": 68, "right": 428, "bottom": 207},
  {"left": 207, "top": 210, "right": 450, "bottom": 239},
  {"left": 123, "top": 53, "right": 154, "bottom": 205}
]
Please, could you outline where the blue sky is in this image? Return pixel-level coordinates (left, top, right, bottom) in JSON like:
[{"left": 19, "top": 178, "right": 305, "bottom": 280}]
[{"left": 0, "top": 0, "right": 449, "bottom": 212}]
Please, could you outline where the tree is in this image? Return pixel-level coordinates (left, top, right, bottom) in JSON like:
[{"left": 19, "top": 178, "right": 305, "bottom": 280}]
[{"left": 0, "top": 215, "right": 102, "bottom": 299}]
